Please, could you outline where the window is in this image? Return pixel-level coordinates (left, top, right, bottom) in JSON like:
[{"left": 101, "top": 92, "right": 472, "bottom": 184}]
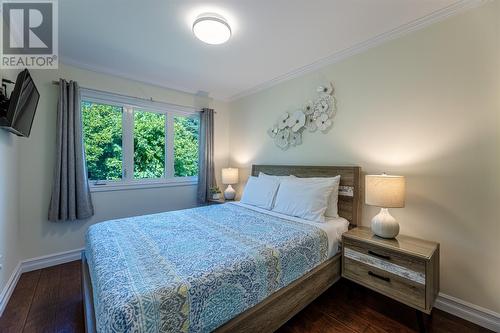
[
  {"left": 81, "top": 89, "right": 200, "bottom": 191},
  {"left": 174, "top": 116, "right": 199, "bottom": 177},
  {"left": 134, "top": 110, "right": 166, "bottom": 179},
  {"left": 82, "top": 102, "right": 123, "bottom": 181}
]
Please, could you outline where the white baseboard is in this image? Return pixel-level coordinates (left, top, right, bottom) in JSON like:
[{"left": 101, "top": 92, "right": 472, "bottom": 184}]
[
  {"left": 0, "top": 262, "right": 22, "bottom": 317},
  {"left": 435, "top": 293, "right": 500, "bottom": 332},
  {"left": 2, "top": 248, "right": 499, "bottom": 332},
  {"left": 0, "top": 248, "right": 83, "bottom": 317},
  {"left": 20, "top": 248, "right": 83, "bottom": 274}
]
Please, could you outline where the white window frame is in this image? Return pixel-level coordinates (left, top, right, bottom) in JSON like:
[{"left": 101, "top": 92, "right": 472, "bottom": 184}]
[{"left": 81, "top": 88, "right": 200, "bottom": 192}]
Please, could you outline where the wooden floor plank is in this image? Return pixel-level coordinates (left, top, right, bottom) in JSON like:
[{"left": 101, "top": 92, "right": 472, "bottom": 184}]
[
  {"left": 0, "top": 261, "right": 494, "bottom": 333},
  {"left": 351, "top": 284, "right": 419, "bottom": 331},
  {"left": 360, "top": 281, "right": 420, "bottom": 330},
  {"left": 427, "top": 309, "right": 490, "bottom": 333},
  {"left": 277, "top": 306, "right": 358, "bottom": 333},
  {"left": 23, "top": 264, "right": 62, "bottom": 332},
  {"left": 0, "top": 270, "right": 41, "bottom": 332},
  {"left": 318, "top": 282, "right": 415, "bottom": 333},
  {"left": 311, "top": 297, "right": 388, "bottom": 333},
  {"left": 54, "top": 260, "right": 85, "bottom": 333}
]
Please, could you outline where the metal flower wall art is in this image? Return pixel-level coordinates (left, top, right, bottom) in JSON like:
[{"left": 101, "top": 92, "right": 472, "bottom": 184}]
[{"left": 268, "top": 83, "right": 336, "bottom": 150}]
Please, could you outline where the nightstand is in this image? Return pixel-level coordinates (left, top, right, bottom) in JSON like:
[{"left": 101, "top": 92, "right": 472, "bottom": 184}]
[
  {"left": 207, "top": 198, "right": 225, "bottom": 205},
  {"left": 342, "top": 227, "right": 439, "bottom": 332}
]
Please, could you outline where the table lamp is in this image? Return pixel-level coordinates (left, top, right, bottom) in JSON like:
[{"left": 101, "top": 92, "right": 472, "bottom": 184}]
[
  {"left": 222, "top": 168, "right": 239, "bottom": 200},
  {"left": 365, "top": 174, "right": 406, "bottom": 238}
]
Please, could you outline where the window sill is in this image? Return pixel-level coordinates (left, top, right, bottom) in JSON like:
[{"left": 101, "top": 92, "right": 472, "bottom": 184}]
[{"left": 89, "top": 178, "right": 198, "bottom": 192}]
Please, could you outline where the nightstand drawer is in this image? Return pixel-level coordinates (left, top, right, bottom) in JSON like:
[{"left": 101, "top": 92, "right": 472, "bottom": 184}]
[
  {"left": 344, "top": 239, "right": 426, "bottom": 277},
  {"left": 343, "top": 257, "right": 425, "bottom": 309}
]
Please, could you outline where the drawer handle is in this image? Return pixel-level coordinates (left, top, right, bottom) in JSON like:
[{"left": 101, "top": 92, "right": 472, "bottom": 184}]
[
  {"left": 368, "top": 250, "right": 391, "bottom": 260},
  {"left": 368, "top": 271, "right": 391, "bottom": 282}
]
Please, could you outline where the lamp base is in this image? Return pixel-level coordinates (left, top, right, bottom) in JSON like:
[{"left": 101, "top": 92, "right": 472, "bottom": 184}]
[
  {"left": 224, "top": 184, "right": 236, "bottom": 200},
  {"left": 371, "top": 208, "right": 399, "bottom": 239}
]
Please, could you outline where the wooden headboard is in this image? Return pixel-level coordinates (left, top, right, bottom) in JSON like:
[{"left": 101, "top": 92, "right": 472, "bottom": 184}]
[{"left": 251, "top": 165, "right": 362, "bottom": 227}]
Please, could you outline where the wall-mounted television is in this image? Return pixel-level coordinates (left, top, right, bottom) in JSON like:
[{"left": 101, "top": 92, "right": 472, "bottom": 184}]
[{"left": 0, "top": 69, "right": 40, "bottom": 137}]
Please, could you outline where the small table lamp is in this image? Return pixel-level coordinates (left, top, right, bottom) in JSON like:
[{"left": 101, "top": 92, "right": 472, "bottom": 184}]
[
  {"left": 365, "top": 174, "right": 406, "bottom": 238},
  {"left": 222, "top": 168, "right": 239, "bottom": 200}
]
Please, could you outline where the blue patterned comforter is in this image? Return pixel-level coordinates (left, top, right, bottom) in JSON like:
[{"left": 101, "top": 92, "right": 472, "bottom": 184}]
[{"left": 85, "top": 203, "right": 328, "bottom": 333}]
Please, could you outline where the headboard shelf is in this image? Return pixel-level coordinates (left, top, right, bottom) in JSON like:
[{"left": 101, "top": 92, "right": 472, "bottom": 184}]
[{"left": 251, "top": 165, "right": 361, "bottom": 226}]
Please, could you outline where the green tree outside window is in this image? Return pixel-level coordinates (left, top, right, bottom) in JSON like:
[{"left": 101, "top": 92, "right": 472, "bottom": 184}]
[
  {"left": 134, "top": 111, "right": 165, "bottom": 179},
  {"left": 82, "top": 101, "right": 200, "bottom": 181},
  {"left": 82, "top": 102, "right": 122, "bottom": 181},
  {"left": 174, "top": 116, "right": 199, "bottom": 177}
]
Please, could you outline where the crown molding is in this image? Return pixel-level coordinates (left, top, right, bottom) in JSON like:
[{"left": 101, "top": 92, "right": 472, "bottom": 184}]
[
  {"left": 59, "top": 57, "right": 220, "bottom": 101},
  {"left": 228, "top": 0, "right": 489, "bottom": 102}
]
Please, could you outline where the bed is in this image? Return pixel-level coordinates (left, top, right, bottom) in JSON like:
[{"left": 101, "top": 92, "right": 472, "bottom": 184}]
[{"left": 82, "top": 165, "right": 361, "bottom": 333}]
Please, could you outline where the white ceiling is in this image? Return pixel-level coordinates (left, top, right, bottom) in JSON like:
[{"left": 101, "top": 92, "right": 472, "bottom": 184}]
[{"left": 60, "top": 0, "right": 466, "bottom": 101}]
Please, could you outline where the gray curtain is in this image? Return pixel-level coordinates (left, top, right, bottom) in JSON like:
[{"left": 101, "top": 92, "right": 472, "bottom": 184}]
[
  {"left": 197, "top": 108, "right": 216, "bottom": 204},
  {"left": 48, "top": 79, "right": 94, "bottom": 222}
]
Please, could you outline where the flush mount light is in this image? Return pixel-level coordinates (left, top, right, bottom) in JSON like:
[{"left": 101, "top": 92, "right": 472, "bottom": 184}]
[{"left": 192, "top": 14, "right": 231, "bottom": 45}]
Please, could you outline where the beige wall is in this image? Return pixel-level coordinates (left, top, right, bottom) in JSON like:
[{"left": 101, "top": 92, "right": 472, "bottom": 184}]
[
  {"left": 0, "top": 119, "right": 20, "bottom": 303},
  {"left": 13, "top": 64, "right": 229, "bottom": 260},
  {"left": 228, "top": 1, "right": 500, "bottom": 313}
]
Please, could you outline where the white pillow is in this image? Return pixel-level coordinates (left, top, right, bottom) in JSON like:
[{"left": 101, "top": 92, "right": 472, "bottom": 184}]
[
  {"left": 240, "top": 176, "right": 280, "bottom": 210},
  {"left": 259, "top": 172, "right": 296, "bottom": 181},
  {"left": 272, "top": 177, "right": 337, "bottom": 222},
  {"left": 325, "top": 176, "right": 341, "bottom": 217},
  {"left": 258, "top": 172, "right": 296, "bottom": 209},
  {"left": 291, "top": 176, "right": 341, "bottom": 218}
]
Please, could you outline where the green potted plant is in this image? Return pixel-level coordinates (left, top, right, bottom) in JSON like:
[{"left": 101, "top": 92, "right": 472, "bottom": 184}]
[{"left": 210, "top": 186, "right": 222, "bottom": 200}]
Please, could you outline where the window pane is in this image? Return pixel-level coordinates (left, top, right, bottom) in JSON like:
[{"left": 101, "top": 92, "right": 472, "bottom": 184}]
[
  {"left": 134, "top": 110, "right": 166, "bottom": 179},
  {"left": 82, "top": 101, "right": 123, "bottom": 181},
  {"left": 174, "top": 116, "right": 199, "bottom": 177}
]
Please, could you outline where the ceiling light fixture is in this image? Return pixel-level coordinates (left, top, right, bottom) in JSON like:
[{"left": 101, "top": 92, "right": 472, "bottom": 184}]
[{"left": 192, "top": 13, "right": 231, "bottom": 45}]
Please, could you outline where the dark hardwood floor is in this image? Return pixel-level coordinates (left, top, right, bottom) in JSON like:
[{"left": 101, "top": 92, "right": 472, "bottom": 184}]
[
  {"left": 0, "top": 261, "right": 492, "bottom": 333},
  {"left": 0, "top": 261, "right": 84, "bottom": 333}
]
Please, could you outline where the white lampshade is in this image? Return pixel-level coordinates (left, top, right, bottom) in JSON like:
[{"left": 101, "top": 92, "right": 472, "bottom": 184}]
[
  {"left": 365, "top": 174, "right": 406, "bottom": 208},
  {"left": 222, "top": 168, "right": 239, "bottom": 185}
]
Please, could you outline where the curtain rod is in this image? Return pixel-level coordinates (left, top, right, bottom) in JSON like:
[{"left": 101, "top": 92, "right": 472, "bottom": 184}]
[{"left": 51, "top": 80, "right": 215, "bottom": 113}]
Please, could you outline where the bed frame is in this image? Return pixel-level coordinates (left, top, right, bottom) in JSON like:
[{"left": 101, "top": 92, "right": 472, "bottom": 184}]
[{"left": 82, "top": 165, "right": 361, "bottom": 333}]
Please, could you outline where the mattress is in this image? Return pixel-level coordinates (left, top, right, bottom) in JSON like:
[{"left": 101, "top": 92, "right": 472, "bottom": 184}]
[
  {"left": 231, "top": 201, "right": 349, "bottom": 257},
  {"left": 85, "top": 203, "right": 348, "bottom": 332}
]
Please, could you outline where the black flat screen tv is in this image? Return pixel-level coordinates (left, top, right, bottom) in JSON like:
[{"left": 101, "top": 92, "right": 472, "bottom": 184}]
[{"left": 0, "top": 69, "right": 40, "bottom": 137}]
